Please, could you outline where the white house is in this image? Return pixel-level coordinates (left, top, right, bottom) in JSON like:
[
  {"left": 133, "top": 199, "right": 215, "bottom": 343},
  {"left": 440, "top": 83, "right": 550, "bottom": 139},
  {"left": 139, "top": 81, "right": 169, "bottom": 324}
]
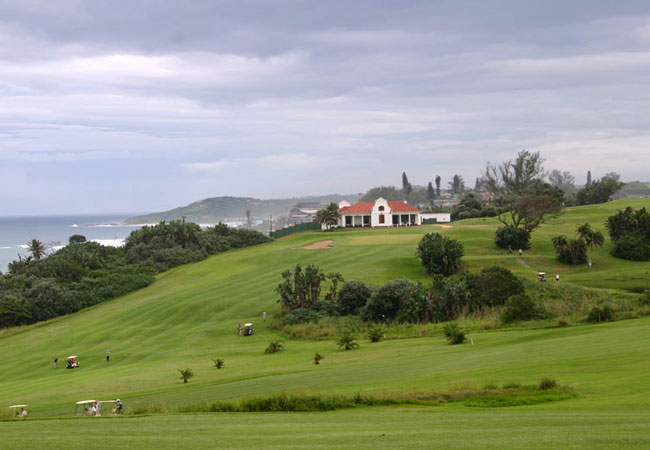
[
  {"left": 419, "top": 212, "right": 451, "bottom": 223},
  {"left": 338, "top": 198, "right": 421, "bottom": 228}
]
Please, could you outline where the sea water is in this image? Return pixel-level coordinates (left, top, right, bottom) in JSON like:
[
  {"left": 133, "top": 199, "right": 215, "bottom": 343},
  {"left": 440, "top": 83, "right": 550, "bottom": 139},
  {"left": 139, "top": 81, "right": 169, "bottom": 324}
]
[{"left": 0, "top": 214, "right": 144, "bottom": 273}]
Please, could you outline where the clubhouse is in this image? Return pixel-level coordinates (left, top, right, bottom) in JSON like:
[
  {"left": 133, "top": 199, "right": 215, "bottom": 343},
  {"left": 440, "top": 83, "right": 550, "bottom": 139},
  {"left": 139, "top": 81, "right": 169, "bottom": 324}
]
[{"left": 338, "top": 198, "right": 421, "bottom": 228}]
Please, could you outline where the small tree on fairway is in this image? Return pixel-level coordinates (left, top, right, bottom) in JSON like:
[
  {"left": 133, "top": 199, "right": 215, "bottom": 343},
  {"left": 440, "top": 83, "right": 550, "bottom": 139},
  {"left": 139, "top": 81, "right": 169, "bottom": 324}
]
[
  {"left": 178, "top": 368, "right": 194, "bottom": 383},
  {"left": 416, "top": 233, "right": 464, "bottom": 276},
  {"left": 336, "top": 332, "right": 360, "bottom": 350},
  {"left": 212, "top": 358, "right": 225, "bottom": 369},
  {"left": 443, "top": 322, "right": 466, "bottom": 344},
  {"left": 367, "top": 326, "right": 384, "bottom": 342},
  {"left": 265, "top": 340, "right": 285, "bottom": 354},
  {"left": 313, "top": 352, "right": 323, "bottom": 365}
]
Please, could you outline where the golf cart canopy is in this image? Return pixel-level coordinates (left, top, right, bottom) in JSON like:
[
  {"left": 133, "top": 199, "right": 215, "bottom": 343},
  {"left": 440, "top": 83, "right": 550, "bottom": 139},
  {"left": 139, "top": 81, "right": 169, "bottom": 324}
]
[
  {"left": 76, "top": 400, "right": 97, "bottom": 405},
  {"left": 9, "top": 405, "right": 27, "bottom": 408},
  {"left": 244, "top": 323, "right": 253, "bottom": 327},
  {"left": 67, "top": 356, "right": 77, "bottom": 360}
]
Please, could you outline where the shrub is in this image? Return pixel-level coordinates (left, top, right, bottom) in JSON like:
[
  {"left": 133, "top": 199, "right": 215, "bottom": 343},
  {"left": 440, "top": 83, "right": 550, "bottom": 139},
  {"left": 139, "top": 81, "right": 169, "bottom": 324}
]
[
  {"left": 283, "top": 307, "right": 323, "bottom": 324},
  {"left": 338, "top": 281, "right": 373, "bottom": 315},
  {"left": 472, "top": 266, "right": 525, "bottom": 307},
  {"left": 587, "top": 305, "right": 614, "bottom": 323},
  {"left": 495, "top": 226, "right": 530, "bottom": 250},
  {"left": 178, "top": 368, "right": 194, "bottom": 383},
  {"left": 611, "top": 232, "right": 650, "bottom": 261},
  {"left": 538, "top": 377, "right": 557, "bottom": 390},
  {"left": 552, "top": 235, "right": 588, "bottom": 265},
  {"left": 640, "top": 290, "right": 650, "bottom": 306},
  {"left": 362, "top": 279, "right": 417, "bottom": 321},
  {"left": 313, "top": 352, "right": 323, "bottom": 365},
  {"left": 336, "top": 332, "right": 360, "bottom": 350},
  {"left": 265, "top": 340, "right": 285, "bottom": 354},
  {"left": 367, "top": 326, "right": 384, "bottom": 342},
  {"left": 443, "top": 322, "right": 466, "bottom": 344},
  {"left": 501, "top": 294, "right": 545, "bottom": 323},
  {"left": 557, "top": 319, "right": 569, "bottom": 327},
  {"left": 212, "top": 358, "right": 225, "bottom": 369},
  {"left": 416, "top": 233, "right": 464, "bottom": 276}
]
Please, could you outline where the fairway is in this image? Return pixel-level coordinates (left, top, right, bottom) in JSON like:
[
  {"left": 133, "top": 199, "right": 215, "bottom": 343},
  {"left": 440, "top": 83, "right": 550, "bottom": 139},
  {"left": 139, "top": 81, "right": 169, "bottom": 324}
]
[{"left": 1, "top": 198, "right": 650, "bottom": 448}]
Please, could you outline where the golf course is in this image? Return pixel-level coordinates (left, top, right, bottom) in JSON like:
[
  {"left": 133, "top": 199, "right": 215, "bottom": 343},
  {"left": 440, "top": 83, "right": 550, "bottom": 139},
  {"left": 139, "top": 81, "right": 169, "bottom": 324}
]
[{"left": 1, "top": 198, "right": 649, "bottom": 449}]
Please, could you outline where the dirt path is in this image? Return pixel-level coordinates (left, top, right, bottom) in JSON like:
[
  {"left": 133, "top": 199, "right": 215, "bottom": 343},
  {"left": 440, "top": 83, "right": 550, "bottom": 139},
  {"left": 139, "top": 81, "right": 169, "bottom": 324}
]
[
  {"left": 295, "top": 240, "right": 333, "bottom": 250},
  {"left": 516, "top": 258, "right": 532, "bottom": 269}
]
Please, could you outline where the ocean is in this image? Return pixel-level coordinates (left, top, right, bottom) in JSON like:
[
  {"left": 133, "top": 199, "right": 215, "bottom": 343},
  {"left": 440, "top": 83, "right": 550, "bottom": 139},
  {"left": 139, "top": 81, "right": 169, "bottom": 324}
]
[{"left": 0, "top": 214, "right": 144, "bottom": 273}]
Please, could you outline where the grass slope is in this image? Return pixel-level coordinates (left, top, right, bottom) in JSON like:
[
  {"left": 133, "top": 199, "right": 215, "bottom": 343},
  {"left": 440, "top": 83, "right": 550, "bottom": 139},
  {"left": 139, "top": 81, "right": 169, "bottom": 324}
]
[{"left": 1, "top": 198, "right": 650, "bottom": 447}]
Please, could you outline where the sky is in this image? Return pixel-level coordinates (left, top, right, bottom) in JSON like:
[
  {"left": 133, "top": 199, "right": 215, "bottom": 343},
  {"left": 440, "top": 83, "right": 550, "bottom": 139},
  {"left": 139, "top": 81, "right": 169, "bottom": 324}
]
[{"left": 1, "top": 0, "right": 650, "bottom": 215}]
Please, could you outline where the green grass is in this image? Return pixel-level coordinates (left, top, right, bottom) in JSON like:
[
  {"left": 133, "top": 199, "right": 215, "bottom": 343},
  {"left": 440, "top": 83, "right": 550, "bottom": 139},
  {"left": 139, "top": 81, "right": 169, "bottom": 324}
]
[{"left": 1, "top": 198, "right": 650, "bottom": 447}]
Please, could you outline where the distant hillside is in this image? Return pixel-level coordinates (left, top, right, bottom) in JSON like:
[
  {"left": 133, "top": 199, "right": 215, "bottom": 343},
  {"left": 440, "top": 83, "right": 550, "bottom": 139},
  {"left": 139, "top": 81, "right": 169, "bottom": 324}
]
[{"left": 124, "top": 194, "right": 354, "bottom": 224}]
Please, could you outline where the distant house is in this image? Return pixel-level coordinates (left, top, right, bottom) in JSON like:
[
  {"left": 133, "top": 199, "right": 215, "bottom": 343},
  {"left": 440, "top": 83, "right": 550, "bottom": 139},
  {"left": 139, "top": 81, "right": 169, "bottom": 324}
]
[
  {"left": 289, "top": 201, "right": 328, "bottom": 224},
  {"left": 420, "top": 212, "right": 451, "bottom": 223},
  {"left": 338, "top": 198, "right": 421, "bottom": 228}
]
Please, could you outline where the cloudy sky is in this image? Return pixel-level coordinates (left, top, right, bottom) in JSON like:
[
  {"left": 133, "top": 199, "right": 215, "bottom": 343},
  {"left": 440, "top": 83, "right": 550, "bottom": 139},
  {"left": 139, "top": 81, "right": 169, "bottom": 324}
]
[{"left": 1, "top": 0, "right": 649, "bottom": 215}]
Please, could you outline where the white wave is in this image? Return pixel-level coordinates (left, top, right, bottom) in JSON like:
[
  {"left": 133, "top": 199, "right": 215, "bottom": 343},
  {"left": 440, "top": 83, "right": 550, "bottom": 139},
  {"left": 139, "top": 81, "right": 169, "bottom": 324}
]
[
  {"left": 17, "top": 245, "right": 29, "bottom": 249},
  {"left": 87, "top": 223, "right": 143, "bottom": 228},
  {"left": 90, "top": 239, "right": 126, "bottom": 247},
  {"left": 0, "top": 246, "right": 12, "bottom": 250}
]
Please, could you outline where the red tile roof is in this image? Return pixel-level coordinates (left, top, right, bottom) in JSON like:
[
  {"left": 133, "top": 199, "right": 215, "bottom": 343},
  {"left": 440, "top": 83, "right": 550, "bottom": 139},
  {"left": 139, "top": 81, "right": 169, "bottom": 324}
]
[{"left": 339, "top": 200, "right": 419, "bottom": 214}]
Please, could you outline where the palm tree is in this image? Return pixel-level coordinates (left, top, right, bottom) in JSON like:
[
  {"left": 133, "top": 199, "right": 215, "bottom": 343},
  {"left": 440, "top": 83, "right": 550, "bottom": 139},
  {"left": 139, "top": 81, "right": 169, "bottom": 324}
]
[
  {"left": 315, "top": 203, "right": 341, "bottom": 230},
  {"left": 27, "top": 239, "right": 46, "bottom": 260},
  {"left": 336, "top": 332, "right": 360, "bottom": 351},
  {"left": 178, "top": 368, "right": 194, "bottom": 383},
  {"left": 576, "top": 223, "right": 605, "bottom": 249},
  {"left": 265, "top": 340, "right": 285, "bottom": 354}
]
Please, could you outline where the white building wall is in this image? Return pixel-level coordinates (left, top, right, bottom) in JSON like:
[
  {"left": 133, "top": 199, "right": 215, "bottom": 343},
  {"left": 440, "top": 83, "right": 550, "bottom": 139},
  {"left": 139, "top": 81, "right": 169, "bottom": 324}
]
[
  {"left": 370, "top": 197, "right": 391, "bottom": 227},
  {"left": 420, "top": 213, "right": 451, "bottom": 223}
]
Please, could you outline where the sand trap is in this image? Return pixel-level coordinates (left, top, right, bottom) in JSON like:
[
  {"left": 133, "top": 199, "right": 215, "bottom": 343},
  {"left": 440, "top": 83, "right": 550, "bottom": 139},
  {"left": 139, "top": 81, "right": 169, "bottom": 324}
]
[
  {"left": 440, "top": 225, "right": 453, "bottom": 229},
  {"left": 296, "top": 240, "right": 333, "bottom": 250}
]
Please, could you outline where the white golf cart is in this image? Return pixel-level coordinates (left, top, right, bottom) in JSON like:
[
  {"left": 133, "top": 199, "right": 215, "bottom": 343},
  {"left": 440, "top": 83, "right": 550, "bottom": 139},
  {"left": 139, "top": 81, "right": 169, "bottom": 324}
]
[
  {"left": 9, "top": 404, "right": 28, "bottom": 418},
  {"left": 75, "top": 400, "right": 97, "bottom": 416},
  {"left": 242, "top": 323, "right": 254, "bottom": 336}
]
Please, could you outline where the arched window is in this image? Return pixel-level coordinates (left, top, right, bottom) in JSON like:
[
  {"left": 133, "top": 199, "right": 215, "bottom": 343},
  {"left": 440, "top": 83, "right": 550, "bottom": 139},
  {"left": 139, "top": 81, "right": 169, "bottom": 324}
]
[{"left": 378, "top": 205, "right": 385, "bottom": 211}]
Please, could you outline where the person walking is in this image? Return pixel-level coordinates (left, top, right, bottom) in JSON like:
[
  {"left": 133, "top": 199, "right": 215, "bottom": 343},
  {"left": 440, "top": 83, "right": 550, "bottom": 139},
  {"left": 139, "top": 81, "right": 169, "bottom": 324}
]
[
  {"left": 518, "top": 248, "right": 523, "bottom": 257},
  {"left": 106, "top": 350, "right": 110, "bottom": 362},
  {"left": 263, "top": 311, "right": 267, "bottom": 322},
  {"left": 54, "top": 358, "right": 58, "bottom": 369},
  {"left": 588, "top": 259, "right": 593, "bottom": 269},
  {"left": 556, "top": 274, "right": 560, "bottom": 282}
]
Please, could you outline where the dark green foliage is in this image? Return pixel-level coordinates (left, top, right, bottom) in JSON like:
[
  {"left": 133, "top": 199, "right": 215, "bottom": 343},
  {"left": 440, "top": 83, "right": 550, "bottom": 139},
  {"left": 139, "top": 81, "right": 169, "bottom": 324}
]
[
  {"left": 472, "top": 266, "right": 525, "bottom": 307},
  {"left": 587, "top": 305, "right": 614, "bottom": 323},
  {"left": 552, "top": 235, "right": 588, "bottom": 265},
  {"left": 178, "top": 368, "right": 194, "bottom": 383},
  {"left": 68, "top": 234, "right": 87, "bottom": 245},
  {"left": 576, "top": 177, "right": 624, "bottom": 205},
  {"left": 538, "top": 378, "right": 557, "bottom": 390},
  {"left": 606, "top": 207, "right": 650, "bottom": 261},
  {"left": 501, "top": 294, "right": 545, "bottom": 323},
  {"left": 575, "top": 223, "right": 605, "bottom": 249},
  {"left": 451, "top": 193, "right": 507, "bottom": 220},
  {"left": 265, "top": 340, "right": 285, "bottom": 354},
  {"left": 367, "top": 326, "right": 384, "bottom": 342},
  {"left": 362, "top": 279, "right": 417, "bottom": 321},
  {"left": 283, "top": 307, "right": 326, "bottom": 324},
  {"left": 336, "top": 332, "right": 360, "bottom": 350},
  {"left": 338, "top": 281, "right": 372, "bottom": 315},
  {"left": 428, "top": 275, "right": 473, "bottom": 321},
  {"left": 443, "top": 322, "right": 466, "bottom": 344},
  {"left": 495, "top": 225, "right": 531, "bottom": 250},
  {"left": 315, "top": 203, "right": 341, "bottom": 228},
  {"left": 313, "top": 352, "right": 323, "bottom": 365},
  {"left": 416, "top": 233, "right": 464, "bottom": 276},
  {"left": 640, "top": 290, "right": 650, "bottom": 306},
  {"left": 276, "top": 264, "right": 325, "bottom": 313},
  {"left": 212, "top": 359, "right": 225, "bottom": 369}
]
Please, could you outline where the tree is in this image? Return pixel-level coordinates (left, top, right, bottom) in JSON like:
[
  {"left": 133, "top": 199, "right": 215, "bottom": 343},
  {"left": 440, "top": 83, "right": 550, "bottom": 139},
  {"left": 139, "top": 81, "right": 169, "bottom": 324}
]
[
  {"left": 497, "top": 194, "right": 562, "bottom": 235},
  {"left": 360, "top": 186, "right": 404, "bottom": 202},
  {"left": 473, "top": 177, "right": 483, "bottom": 192},
  {"left": 362, "top": 279, "right": 417, "bottom": 321},
  {"left": 481, "top": 150, "right": 546, "bottom": 195},
  {"left": 575, "top": 223, "right": 605, "bottom": 250},
  {"left": 324, "top": 272, "right": 344, "bottom": 301},
  {"left": 435, "top": 175, "right": 441, "bottom": 197},
  {"left": 246, "top": 209, "right": 251, "bottom": 227},
  {"left": 552, "top": 235, "right": 588, "bottom": 265},
  {"left": 586, "top": 170, "right": 592, "bottom": 186},
  {"left": 27, "top": 239, "right": 46, "bottom": 260},
  {"left": 265, "top": 340, "right": 285, "bottom": 354},
  {"left": 276, "top": 264, "right": 325, "bottom": 313},
  {"left": 494, "top": 226, "right": 531, "bottom": 250},
  {"left": 427, "top": 182, "right": 435, "bottom": 207},
  {"left": 575, "top": 177, "right": 624, "bottom": 205},
  {"left": 416, "top": 233, "right": 464, "bottom": 276},
  {"left": 336, "top": 332, "right": 360, "bottom": 350},
  {"left": 178, "top": 368, "right": 194, "bottom": 383},
  {"left": 315, "top": 203, "right": 340, "bottom": 229},
  {"left": 548, "top": 170, "right": 576, "bottom": 197},
  {"left": 338, "top": 281, "right": 372, "bottom": 315},
  {"left": 448, "top": 174, "right": 465, "bottom": 194},
  {"left": 451, "top": 193, "right": 484, "bottom": 220},
  {"left": 313, "top": 352, "right": 323, "bottom": 364},
  {"left": 402, "top": 172, "right": 413, "bottom": 197},
  {"left": 68, "top": 235, "right": 87, "bottom": 245}
]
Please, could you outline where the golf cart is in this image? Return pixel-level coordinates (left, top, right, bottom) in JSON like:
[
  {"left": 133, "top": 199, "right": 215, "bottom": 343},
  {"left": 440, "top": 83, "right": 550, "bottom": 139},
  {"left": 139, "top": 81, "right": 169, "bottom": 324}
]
[
  {"left": 75, "top": 400, "right": 98, "bottom": 416},
  {"left": 66, "top": 356, "right": 80, "bottom": 369},
  {"left": 242, "top": 323, "right": 254, "bottom": 336},
  {"left": 8, "top": 405, "right": 28, "bottom": 418},
  {"left": 538, "top": 272, "right": 547, "bottom": 282}
]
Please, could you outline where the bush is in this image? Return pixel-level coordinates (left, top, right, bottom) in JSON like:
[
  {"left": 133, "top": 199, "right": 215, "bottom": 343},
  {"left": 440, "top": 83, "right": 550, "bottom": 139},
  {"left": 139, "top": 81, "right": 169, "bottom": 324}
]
[
  {"left": 313, "top": 352, "right": 323, "bottom": 365},
  {"left": 443, "top": 322, "right": 466, "bottom": 344},
  {"left": 338, "top": 281, "right": 373, "bottom": 315},
  {"left": 178, "top": 368, "right": 194, "bottom": 383},
  {"left": 336, "top": 332, "right": 360, "bottom": 350},
  {"left": 640, "top": 290, "right": 650, "bottom": 306},
  {"left": 552, "top": 235, "right": 588, "bottom": 265},
  {"left": 416, "top": 233, "right": 464, "bottom": 276},
  {"left": 495, "top": 226, "right": 530, "bottom": 250},
  {"left": 611, "top": 232, "right": 650, "bottom": 261},
  {"left": 265, "top": 340, "right": 285, "bottom": 354},
  {"left": 501, "top": 294, "right": 545, "bottom": 323},
  {"left": 362, "top": 279, "right": 417, "bottom": 321},
  {"left": 283, "top": 307, "right": 324, "bottom": 324},
  {"left": 472, "top": 266, "right": 524, "bottom": 307},
  {"left": 538, "top": 377, "right": 557, "bottom": 390},
  {"left": 587, "top": 305, "right": 614, "bottom": 323},
  {"left": 367, "top": 326, "right": 384, "bottom": 342},
  {"left": 212, "top": 358, "right": 225, "bottom": 369}
]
